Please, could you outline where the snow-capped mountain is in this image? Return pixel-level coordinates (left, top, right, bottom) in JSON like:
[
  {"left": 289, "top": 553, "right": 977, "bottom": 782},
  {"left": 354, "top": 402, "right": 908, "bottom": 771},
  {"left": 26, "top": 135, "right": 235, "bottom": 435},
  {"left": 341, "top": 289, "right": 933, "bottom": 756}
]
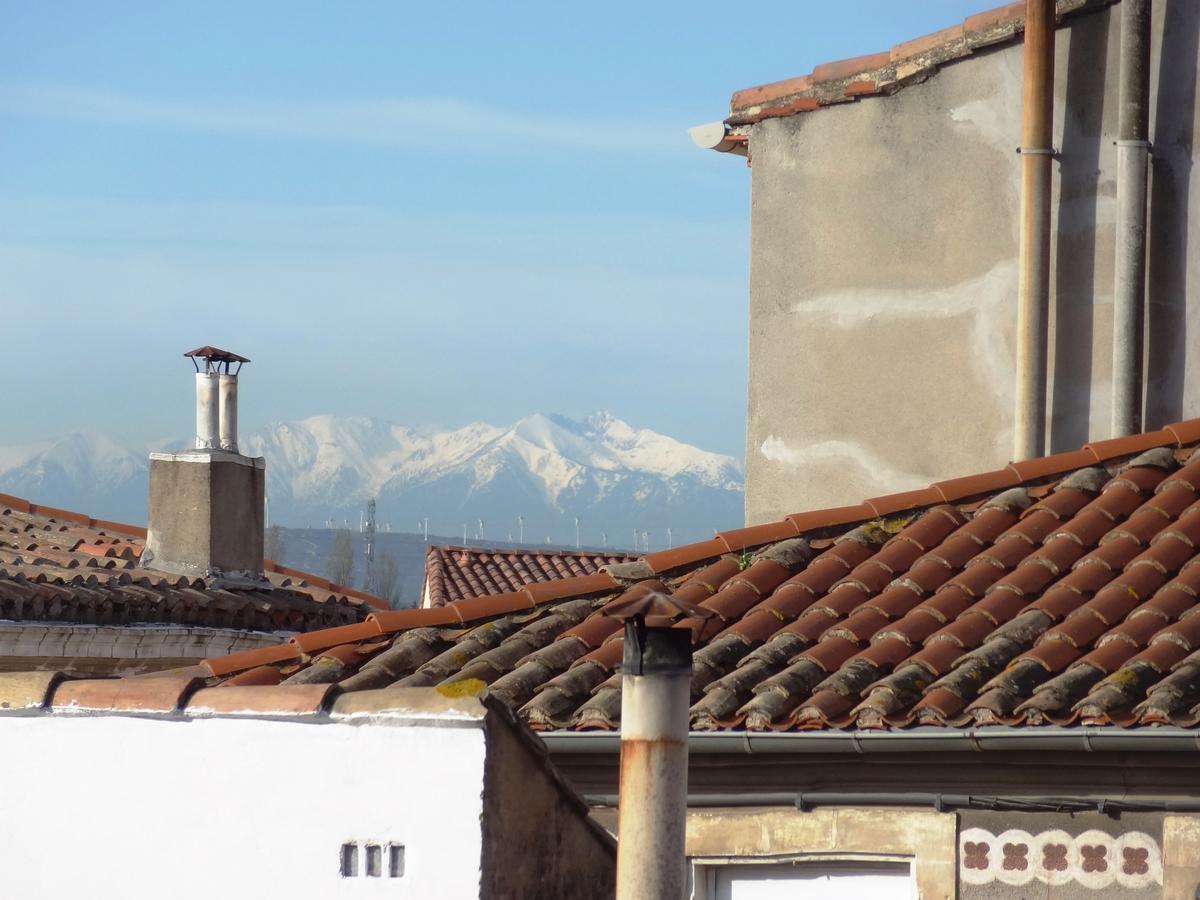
[
  {"left": 0, "top": 432, "right": 151, "bottom": 525},
  {"left": 0, "top": 412, "right": 744, "bottom": 548}
]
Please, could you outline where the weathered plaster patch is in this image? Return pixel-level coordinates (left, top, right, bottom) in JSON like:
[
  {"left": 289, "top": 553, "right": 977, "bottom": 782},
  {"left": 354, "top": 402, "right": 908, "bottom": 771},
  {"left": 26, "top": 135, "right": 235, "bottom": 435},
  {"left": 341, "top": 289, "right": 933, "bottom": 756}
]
[
  {"left": 788, "top": 259, "right": 1018, "bottom": 409},
  {"left": 760, "top": 435, "right": 928, "bottom": 495},
  {"left": 949, "top": 94, "right": 1018, "bottom": 150}
]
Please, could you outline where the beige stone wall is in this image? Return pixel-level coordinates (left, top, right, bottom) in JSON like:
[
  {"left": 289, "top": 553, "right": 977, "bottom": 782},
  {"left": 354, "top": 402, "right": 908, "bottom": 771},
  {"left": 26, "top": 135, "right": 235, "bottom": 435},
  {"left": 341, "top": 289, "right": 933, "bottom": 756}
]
[{"left": 745, "top": 2, "right": 1200, "bottom": 523}]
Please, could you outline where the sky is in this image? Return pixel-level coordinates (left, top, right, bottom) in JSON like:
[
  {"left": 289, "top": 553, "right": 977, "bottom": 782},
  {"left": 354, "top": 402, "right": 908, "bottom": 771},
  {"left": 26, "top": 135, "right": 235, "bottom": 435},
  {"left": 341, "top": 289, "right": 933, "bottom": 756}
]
[{"left": 1, "top": 0, "right": 986, "bottom": 459}]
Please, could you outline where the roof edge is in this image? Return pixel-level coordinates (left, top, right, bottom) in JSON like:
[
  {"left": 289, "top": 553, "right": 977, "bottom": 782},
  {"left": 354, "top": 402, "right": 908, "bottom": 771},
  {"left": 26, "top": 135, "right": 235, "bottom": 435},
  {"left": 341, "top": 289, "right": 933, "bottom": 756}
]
[
  {"left": 0, "top": 671, "right": 496, "bottom": 724},
  {"left": 725, "top": 0, "right": 1114, "bottom": 127}
]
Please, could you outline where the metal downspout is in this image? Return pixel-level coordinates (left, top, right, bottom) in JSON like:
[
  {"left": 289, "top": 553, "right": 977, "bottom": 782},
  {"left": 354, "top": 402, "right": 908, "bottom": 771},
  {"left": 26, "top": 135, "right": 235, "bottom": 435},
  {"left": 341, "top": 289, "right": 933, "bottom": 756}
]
[
  {"left": 1112, "top": 0, "right": 1152, "bottom": 436},
  {"left": 1014, "top": 0, "right": 1056, "bottom": 461}
]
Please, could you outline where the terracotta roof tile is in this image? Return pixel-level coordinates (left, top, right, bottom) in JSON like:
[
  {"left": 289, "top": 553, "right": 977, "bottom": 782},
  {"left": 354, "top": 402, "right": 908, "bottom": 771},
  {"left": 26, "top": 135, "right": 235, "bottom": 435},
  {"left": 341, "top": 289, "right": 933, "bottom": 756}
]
[
  {"left": 716, "top": 521, "right": 800, "bottom": 553},
  {"left": 864, "top": 488, "right": 944, "bottom": 518},
  {"left": 369, "top": 606, "right": 463, "bottom": 632},
  {"left": 185, "top": 684, "right": 337, "bottom": 717},
  {"left": 644, "top": 539, "right": 730, "bottom": 574},
  {"left": 963, "top": 0, "right": 1026, "bottom": 33},
  {"left": 200, "top": 643, "right": 301, "bottom": 678},
  {"left": 785, "top": 504, "right": 875, "bottom": 534},
  {"left": 811, "top": 51, "right": 891, "bottom": 83},
  {"left": 1166, "top": 419, "right": 1200, "bottom": 445},
  {"left": 52, "top": 675, "right": 202, "bottom": 714},
  {"left": 1085, "top": 430, "right": 1177, "bottom": 462},
  {"left": 289, "top": 621, "right": 384, "bottom": 655},
  {"left": 891, "top": 23, "right": 966, "bottom": 61},
  {"left": 0, "top": 671, "right": 66, "bottom": 710},
  {"left": 933, "top": 468, "right": 1022, "bottom": 502}
]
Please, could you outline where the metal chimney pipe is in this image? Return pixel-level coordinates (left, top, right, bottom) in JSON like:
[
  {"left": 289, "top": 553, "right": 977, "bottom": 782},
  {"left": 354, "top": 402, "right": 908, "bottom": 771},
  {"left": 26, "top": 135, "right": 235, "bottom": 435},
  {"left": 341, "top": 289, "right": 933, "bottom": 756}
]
[
  {"left": 218, "top": 373, "right": 239, "bottom": 453},
  {"left": 1112, "top": 0, "right": 1152, "bottom": 437},
  {"left": 615, "top": 621, "right": 691, "bottom": 900},
  {"left": 194, "top": 373, "right": 219, "bottom": 450},
  {"left": 1013, "top": 0, "right": 1056, "bottom": 461}
]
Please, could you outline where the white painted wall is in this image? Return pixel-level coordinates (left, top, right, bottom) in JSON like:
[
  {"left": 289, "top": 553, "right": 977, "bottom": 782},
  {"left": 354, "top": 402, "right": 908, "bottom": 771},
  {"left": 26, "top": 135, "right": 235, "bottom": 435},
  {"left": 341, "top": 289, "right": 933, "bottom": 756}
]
[{"left": 0, "top": 714, "right": 487, "bottom": 898}]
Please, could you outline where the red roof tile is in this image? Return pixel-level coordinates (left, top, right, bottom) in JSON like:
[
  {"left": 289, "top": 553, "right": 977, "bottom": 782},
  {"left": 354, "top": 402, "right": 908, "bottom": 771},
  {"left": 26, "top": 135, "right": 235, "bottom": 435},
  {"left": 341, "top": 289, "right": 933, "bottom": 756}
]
[
  {"left": 52, "top": 675, "right": 202, "bottom": 714},
  {"left": 185, "top": 684, "right": 337, "bottom": 717}
]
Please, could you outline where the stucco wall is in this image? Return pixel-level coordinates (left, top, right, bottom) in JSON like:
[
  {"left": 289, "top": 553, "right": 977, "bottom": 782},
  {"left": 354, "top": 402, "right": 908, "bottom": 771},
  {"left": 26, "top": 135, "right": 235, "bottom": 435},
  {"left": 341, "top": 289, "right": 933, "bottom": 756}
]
[
  {"left": 0, "top": 713, "right": 488, "bottom": 897},
  {"left": 745, "top": 1, "right": 1200, "bottom": 523}
]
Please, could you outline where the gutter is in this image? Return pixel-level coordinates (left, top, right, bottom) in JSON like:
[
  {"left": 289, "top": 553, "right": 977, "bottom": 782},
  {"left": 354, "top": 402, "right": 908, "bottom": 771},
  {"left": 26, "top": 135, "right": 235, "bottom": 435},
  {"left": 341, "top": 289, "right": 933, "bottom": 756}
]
[
  {"left": 581, "top": 791, "right": 1200, "bottom": 813},
  {"left": 540, "top": 726, "right": 1200, "bottom": 754}
]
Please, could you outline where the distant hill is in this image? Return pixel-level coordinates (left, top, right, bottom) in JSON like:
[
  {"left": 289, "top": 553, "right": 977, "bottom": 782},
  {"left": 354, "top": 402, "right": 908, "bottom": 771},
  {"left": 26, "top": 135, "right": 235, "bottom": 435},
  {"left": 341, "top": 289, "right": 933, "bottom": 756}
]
[{"left": 0, "top": 411, "right": 744, "bottom": 550}]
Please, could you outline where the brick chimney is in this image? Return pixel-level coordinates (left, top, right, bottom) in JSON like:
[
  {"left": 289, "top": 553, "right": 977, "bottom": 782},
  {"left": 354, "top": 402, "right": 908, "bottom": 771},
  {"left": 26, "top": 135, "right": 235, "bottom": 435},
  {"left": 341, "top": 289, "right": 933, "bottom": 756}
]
[{"left": 142, "top": 346, "right": 266, "bottom": 584}]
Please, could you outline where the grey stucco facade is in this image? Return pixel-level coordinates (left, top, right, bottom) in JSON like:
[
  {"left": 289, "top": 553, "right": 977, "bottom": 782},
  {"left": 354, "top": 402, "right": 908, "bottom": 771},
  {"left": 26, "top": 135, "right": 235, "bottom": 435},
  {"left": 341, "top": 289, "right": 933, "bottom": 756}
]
[{"left": 742, "top": 1, "right": 1200, "bottom": 524}]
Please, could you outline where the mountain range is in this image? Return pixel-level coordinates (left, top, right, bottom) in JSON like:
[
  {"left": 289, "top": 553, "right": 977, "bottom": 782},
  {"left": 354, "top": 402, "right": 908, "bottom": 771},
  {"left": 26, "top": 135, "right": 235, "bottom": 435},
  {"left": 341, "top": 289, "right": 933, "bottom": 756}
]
[{"left": 0, "top": 412, "right": 744, "bottom": 549}]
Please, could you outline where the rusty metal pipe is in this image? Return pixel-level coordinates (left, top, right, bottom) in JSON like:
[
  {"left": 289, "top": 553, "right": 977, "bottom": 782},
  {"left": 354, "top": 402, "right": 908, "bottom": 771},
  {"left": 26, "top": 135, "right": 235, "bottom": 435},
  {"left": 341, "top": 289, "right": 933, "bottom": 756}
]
[
  {"left": 1014, "top": 0, "right": 1056, "bottom": 461},
  {"left": 1112, "top": 0, "right": 1152, "bottom": 437},
  {"left": 615, "top": 623, "right": 691, "bottom": 900}
]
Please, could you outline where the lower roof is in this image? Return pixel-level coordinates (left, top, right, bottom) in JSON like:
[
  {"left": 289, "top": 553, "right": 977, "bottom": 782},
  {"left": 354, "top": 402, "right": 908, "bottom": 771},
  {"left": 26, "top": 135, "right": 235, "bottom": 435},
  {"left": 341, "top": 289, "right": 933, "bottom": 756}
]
[
  {"left": 0, "top": 491, "right": 384, "bottom": 632},
  {"left": 423, "top": 545, "right": 637, "bottom": 607}
]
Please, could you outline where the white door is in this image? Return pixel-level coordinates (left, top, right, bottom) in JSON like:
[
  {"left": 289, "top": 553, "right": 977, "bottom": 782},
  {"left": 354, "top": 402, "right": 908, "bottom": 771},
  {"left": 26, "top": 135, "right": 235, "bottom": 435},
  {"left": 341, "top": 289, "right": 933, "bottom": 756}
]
[{"left": 714, "top": 862, "right": 914, "bottom": 900}]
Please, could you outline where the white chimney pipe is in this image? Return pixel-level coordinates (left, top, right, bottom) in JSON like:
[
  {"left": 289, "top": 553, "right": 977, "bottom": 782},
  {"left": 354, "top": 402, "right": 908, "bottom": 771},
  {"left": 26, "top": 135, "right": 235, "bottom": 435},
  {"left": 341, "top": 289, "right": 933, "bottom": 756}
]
[
  {"left": 195, "top": 373, "right": 219, "bottom": 450},
  {"left": 218, "top": 373, "right": 239, "bottom": 453}
]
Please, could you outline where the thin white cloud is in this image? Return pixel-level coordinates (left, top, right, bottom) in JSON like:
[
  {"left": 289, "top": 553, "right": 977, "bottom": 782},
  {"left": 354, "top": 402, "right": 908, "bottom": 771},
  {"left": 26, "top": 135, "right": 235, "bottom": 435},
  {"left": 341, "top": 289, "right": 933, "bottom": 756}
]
[{"left": 0, "top": 83, "right": 683, "bottom": 157}]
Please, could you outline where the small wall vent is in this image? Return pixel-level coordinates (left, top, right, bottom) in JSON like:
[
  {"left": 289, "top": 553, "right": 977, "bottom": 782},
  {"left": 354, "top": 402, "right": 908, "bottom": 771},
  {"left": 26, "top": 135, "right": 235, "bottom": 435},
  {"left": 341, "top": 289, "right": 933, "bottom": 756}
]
[{"left": 340, "top": 841, "right": 404, "bottom": 879}]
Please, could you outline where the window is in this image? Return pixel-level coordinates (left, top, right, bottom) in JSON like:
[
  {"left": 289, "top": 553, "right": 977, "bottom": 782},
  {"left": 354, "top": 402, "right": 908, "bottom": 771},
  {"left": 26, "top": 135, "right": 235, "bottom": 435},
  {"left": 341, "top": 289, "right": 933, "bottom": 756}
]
[{"left": 704, "top": 861, "right": 914, "bottom": 900}]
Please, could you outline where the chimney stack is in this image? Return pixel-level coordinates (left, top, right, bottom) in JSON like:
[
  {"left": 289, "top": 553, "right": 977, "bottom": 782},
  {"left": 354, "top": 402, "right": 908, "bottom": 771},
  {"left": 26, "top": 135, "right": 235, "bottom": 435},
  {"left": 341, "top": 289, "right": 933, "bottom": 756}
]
[
  {"left": 604, "top": 591, "right": 712, "bottom": 900},
  {"left": 143, "top": 346, "right": 265, "bottom": 585}
]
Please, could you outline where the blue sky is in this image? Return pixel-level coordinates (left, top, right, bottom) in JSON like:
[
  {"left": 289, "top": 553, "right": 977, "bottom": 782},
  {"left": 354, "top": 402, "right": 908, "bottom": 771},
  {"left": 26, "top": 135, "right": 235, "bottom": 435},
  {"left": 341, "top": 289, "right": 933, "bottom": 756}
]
[{"left": 2, "top": 1, "right": 985, "bottom": 458}]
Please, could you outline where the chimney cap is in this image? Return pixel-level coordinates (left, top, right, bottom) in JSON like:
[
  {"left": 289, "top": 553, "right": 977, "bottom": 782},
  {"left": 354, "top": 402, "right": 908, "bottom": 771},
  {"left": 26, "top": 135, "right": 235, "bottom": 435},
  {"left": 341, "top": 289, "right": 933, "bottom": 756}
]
[
  {"left": 185, "top": 346, "right": 250, "bottom": 364},
  {"left": 185, "top": 346, "right": 250, "bottom": 375},
  {"left": 602, "top": 589, "right": 714, "bottom": 622}
]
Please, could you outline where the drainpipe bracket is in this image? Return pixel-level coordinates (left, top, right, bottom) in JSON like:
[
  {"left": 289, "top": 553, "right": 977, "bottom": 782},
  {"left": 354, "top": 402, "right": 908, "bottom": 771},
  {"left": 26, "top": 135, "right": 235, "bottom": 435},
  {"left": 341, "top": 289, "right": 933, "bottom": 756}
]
[{"left": 1016, "top": 146, "right": 1059, "bottom": 158}]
